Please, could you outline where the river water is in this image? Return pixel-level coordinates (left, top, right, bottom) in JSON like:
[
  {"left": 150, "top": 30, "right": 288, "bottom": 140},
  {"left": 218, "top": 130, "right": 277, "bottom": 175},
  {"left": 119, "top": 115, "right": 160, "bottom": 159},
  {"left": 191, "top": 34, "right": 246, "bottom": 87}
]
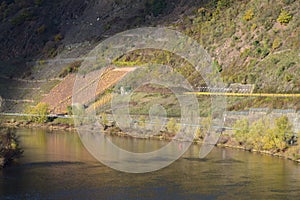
[{"left": 0, "top": 128, "right": 299, "bottom": 199}]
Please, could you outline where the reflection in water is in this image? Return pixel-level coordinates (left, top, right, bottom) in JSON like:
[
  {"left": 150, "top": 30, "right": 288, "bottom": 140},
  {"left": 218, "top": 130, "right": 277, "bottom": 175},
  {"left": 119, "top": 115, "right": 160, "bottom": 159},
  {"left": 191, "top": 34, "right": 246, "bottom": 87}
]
[
  {"left": 0, "top": 128, "right": 299, "bottom": 199},
  {"left": 78, "top": 128, "right": 192, "bottom": 173}
]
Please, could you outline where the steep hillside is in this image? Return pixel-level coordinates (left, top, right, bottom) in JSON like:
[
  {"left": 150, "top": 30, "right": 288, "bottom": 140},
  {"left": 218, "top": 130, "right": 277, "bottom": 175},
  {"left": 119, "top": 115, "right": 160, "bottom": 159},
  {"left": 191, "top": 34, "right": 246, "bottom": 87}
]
[
  {"left": 0, "top": 0, "right": 208, "bottom": 63},
  {"left": 118, "top": 0, "right": 299, "bottom": 93},
  {"left": 0, "top": 0, "right": 299, "bottom": 113},
  {"left": 177, "top": 0, "right": 300, "bottom": 93},
  {"left": 0, "top": 0, "right": 209, "bottom": 112}
]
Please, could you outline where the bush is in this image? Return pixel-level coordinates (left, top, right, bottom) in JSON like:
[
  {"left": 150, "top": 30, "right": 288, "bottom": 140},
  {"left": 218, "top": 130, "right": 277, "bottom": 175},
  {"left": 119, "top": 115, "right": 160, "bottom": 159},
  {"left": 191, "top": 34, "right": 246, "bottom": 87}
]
[
  {"left": 250, "top": 23, "right": 257, "bottom": 31},
  {"left": 138, "top": 116, "right": 146, "bottom": 128},
  {"left": 274, "top": 116, "right": 293, "bottom": 142},
  {"left": 285, "top": 74, "right": 293, "bottom": 82},
  {"left": 217, "top": 0, "right": 231, "bottom": 9},
  {"left": 233, "top": 118, "right": 250, "bottom": 145},
  {"left": 243, "top": 8, "right": 254, "bottom": 21},
  {"left": 277, "top": 9, "right": 292, "bottom": 24},
  {"left": 101, "top": 112, "right": 108, "bottom": 126},
  {"left": 36, "top": 25, "right": 46, "bottom": 34},
  {"left": 233, "top": 116, "right": 294, "bottom": 152},
  {"left": 272, "top": 37, "right": 281, "bottom": 49},
  {"left": 213, "top": 60, "right": 222, "bottom": 72},
  {"left": 54, "top": 33, "right": 63, "bottom": 42},
  {"left": 25, "top": 102, "right": 49, "bottom": 123},
  {"left": 59, "top": 60, "right": 82, "bottom": 78},
  {"left": 166, "top": 118, "right": 178, "bottom": 133},
  {"left": 194, "top": 127, "right": 204, "bottom": 139},
  {"left": 66, "top": 105, "right": 73, "bottom": 115},
  {"left": 0, "top": 128, "right": 23, "bottom": 167}
]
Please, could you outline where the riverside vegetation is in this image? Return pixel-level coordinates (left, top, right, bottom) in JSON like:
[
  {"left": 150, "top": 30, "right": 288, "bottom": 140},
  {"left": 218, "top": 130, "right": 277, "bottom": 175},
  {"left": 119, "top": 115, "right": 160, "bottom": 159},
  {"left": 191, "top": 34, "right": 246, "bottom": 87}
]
[
  {"left": 9, "top": 102, "right": 300, "bottom": 162},
  {"left": 0, "top": 128, "right": 23, "bottom": 168},
  {"left": 231, "top": 116, "right": 300, "bottom": 161}
]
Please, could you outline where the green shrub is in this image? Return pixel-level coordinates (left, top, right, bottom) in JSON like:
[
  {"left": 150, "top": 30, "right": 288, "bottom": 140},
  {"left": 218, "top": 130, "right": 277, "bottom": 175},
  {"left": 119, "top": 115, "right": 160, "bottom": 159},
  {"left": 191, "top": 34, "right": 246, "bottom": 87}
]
[
  {"left": 212, "top": 60, "right": 222, "bottom": 72},
  {"left": 250, "top": 23, "right": 257, "bottom": 31},
  {"left": 54, "top": 33, "right": 63, "bottom": 42},
  {"left": 272, "top": 37, "right": 281, "bottom": 49},
  {"left": 138, "top": 116, "right": 146, "bottom": 128},
  {"left": 282, "top": 0, "right": 295, "bottom": 4},
  {"left": 243, "top": 8, "right": 254, "bottom": 21},
  {"left": 233, "top": 116, "right": 295, "bottom": 152},
  {"left": 36, "top": 25, "right": 46, "bottom": 34},
  {"left": 264, "top": 19, "right": 274, "bottom": 30},
  {"left": 271, "top": 57, "right": 280, "bottom": 64},
  {"left": 277, "top": 9, "right": 292, "bottom": 24},
  {"left": 285, "top": 74, "right": 293, "bottom": 82},
  {"left": 167, "top": 118, "right": 178, "bottom": 133},
  {"left": 253, "top": 40, "right": 260, "bottom": 46},
  {"left": 66, "top": 105, "right": 73, "bottom": 115},
  {"left": 25, "top": 102, "right": 49, "bottom": 123},
  {"left": 233, "top": 118, "right": 250, "bottom": 145},
  {"left": 261, "top": 47, "right": 270, "bottom": 58},
  {"left": 101, "top": 112, "right": 109, "bottom": 125},
  {"left": 194, "top": 127, "right": 204, "bottom": 139},
  {"left": 275, "top": 116, "right": 293, "bottom": 141},
  {"left": 277, "top": 65, "right": 286, "bottom": 77},
  {"left": 256, "top": 47, "right": 262, "bottom": 55},
  {"left": 217, "top": 0, "right": 231, "bottom": 9},
  {"left": 59, "top": 60, "right": 82, "bottom": 78}
]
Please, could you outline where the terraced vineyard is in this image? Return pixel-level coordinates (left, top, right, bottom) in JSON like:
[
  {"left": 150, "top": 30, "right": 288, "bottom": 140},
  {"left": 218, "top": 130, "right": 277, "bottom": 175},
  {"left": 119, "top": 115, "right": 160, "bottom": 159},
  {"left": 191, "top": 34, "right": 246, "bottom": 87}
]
[{"left": 41, "top": 67, "right": 135, "bottom": 114}]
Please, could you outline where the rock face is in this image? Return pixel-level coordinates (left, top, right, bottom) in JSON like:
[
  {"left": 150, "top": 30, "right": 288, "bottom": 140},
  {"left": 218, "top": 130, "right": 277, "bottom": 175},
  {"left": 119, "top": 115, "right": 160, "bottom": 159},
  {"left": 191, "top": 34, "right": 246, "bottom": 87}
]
[{"left": 0, "top": 128, "right": 23, "bottom": 168}]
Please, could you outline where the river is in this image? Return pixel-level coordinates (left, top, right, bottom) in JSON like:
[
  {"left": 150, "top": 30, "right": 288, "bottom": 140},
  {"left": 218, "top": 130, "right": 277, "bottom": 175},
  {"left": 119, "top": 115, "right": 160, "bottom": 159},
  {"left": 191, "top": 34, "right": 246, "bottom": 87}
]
[{"left": 0, "top": 128, "right": 299, "bottom": 199}]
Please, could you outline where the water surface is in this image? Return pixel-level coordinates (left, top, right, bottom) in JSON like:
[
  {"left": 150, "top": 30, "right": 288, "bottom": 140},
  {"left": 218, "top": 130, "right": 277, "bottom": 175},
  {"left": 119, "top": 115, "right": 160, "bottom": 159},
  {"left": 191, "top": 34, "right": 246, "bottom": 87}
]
[{"left": 0, "top": 128, "right": 299, "bottom": 199}]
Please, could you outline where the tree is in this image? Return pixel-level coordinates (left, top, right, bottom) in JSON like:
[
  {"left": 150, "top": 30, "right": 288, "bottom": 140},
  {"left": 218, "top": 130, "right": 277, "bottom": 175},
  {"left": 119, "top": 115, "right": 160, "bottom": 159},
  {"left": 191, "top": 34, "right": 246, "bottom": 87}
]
[
  {"left": 25, "top": 103, "right": 49, "bottom": 123},
  {"left": 248, "top": 118, "right": 269, "bottom": 150},
  {"left": 233, "top": 118, "right": 249, "bottom": 145},
  {"left": 274, "top": 116, "right": 293, "bottom": 143}
]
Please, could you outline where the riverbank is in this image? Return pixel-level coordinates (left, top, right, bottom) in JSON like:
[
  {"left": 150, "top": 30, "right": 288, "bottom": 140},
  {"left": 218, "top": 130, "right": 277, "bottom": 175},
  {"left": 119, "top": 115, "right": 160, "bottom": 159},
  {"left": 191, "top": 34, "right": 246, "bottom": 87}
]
[
  {"left": 1, "top": 116, "right": 300, "bottom": 164},
  {"left": 0, "top": 116, "right": 75, "bottom": 131},
  {"left": 217, "top": 136, "right": 300, "bottom": 164}
]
